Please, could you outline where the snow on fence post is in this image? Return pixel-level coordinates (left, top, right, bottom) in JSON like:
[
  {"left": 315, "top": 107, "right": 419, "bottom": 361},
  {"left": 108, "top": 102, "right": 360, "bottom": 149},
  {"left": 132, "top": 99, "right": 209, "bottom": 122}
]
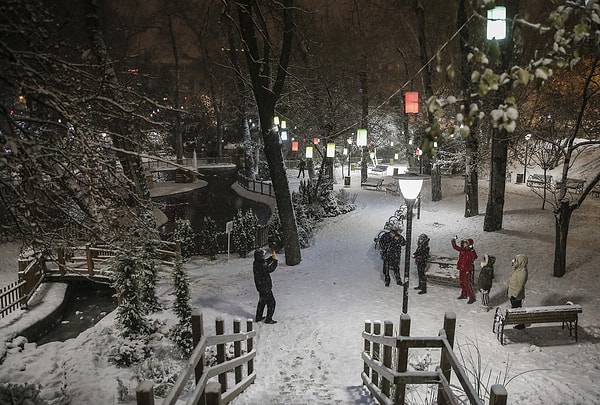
[
  {"left": 394, "top": 313, "right": 411, "bottom": 404},
  {"left": 382, "top": 320, "right": 394, "bottom": 397},
  {"left": 437, "top": 312, "right": 456, "bottom": 405},
  {"left": 205, "top": 382, "right": 222, "bottom": 405},
  {"left": 371, "top": 321, "right": 381, "bottom": 388},
  {"left": 216, "top": 315, "right": 228, "bottom": 393},
  {"left": 363, "top": 320, "right": 371, "bottom": 378},
  {"left": 85, "top": 243, "right": 94, "bottom": 275},
  {"left": 489, "top": 384, "right": 508, "bottom": 405},
  {"left": 247, "top": 318, "right": 254, "bottom": 375},
  {"left": 57, "top": 247, "right": 66, "bottom": 276},
  {"left": 191, "top": 309, "right": 204, "bottom": 383},
  {"left": 234, "top": 318, "right": 242, "bottom": 384},
  {"left": 135, "top": 380, "right": 155, "bottom": 405}
]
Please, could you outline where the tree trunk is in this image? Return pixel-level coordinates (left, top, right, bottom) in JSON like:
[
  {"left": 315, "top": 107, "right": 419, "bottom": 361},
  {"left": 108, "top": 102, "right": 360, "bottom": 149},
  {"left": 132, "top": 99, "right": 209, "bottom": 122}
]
[
  {"left": 238, "top": 0, "right": 301, "bottom": 265},
  {"left": 553, "top": 200, "right": 573, "bottom": 277},
  {"left": 360, "top": 70, "right": 369, "bottom": 183},
  {"left": 484, "top": 127, "right": 509, "bottom": 231},
  {"left": 431, "top": 165, "right": 442, "bottom": 201}
]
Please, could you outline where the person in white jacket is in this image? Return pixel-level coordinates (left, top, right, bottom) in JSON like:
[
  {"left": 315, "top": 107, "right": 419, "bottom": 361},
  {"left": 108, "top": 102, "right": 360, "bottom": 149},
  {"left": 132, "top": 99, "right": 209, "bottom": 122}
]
[{"left": 507, "top": 254, "right": 529, "bottom": 329}]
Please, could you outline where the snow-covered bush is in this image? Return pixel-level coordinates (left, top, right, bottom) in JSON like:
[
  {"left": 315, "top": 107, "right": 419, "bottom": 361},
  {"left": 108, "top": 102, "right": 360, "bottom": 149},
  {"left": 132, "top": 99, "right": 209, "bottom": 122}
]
[
  {"left": 173, "top": 218, "right": 197, "bottom": 258},
  {"left": 133, "top": 356, "right": 184, "bottom": 398},
  {"left": 232, "top": 209, "right": 258, "bottom": 257},
  {"left": 170, "top": 254, "right": 193, "bottom": 357},
  {"left": 107, "top": 337, "right": 150, "bottom": 367},
  {"left": 0, "top": 383, "right": 44, "bottom": 405},
  {"left": 111, "top": 255, "right": 151, "bottom": 337},
  {"left": 267, "top": 209, "right": 284, "bottom": 252},
  {"left": 198, "top": 216, "right": 219, "bottom": 259}
]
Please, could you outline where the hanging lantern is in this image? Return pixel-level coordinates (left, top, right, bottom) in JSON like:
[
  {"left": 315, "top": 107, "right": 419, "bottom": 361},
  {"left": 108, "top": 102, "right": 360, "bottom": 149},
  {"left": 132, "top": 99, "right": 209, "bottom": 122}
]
[
  {"left": 326, "top": 143, "right": 336, "bottom": 157},
  {"left": 394, "top": 153, "right": 399, "bottom": 160},
  {"left": 305, "top": 146, "right": 313, "bottom": 159},
  {"left": 281, "top": 120, "right": 287, "bottom": 129},
  {"left": 487, "top": 6, "right": 506, "bottom": 40},
  {"left": 273, "top": 116, "right": 280, "bottom": 126},
  {"left": 291, "top": 141, "right": 299, "bottom": 151},
  {"left": 405, "top": 92, "right": 419, "bottom": 114},
  {"left": 356, "top": 129, "right": 367, "bottom": 146},
  {"left": 280, "top": 130, "right": 288, "bottom": 141}
]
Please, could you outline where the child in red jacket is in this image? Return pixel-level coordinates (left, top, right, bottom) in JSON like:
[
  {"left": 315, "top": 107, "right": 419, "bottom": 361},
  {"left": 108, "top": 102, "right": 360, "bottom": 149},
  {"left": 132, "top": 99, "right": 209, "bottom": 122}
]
[{"left": 451, "top": 237, "right": 478, "bottom": 304}]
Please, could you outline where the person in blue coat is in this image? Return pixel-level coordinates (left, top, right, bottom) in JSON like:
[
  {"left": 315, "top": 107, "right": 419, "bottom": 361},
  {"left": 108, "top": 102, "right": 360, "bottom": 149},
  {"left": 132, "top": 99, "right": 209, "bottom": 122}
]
[{"left": 253, "top": 248, "right": 278, "bottom": 324}]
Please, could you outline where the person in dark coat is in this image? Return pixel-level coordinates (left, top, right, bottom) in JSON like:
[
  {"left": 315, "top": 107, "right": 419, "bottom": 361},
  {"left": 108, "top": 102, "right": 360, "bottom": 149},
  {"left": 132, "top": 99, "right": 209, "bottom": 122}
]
[
  {"left": 451, "top": 237, "right": 478, "bottom": 304},
  {"left": 413, "top": 233, "right": 430, "bottom": 294},
  {"left": 383, "top": 228, "right": 406, "bottom": 287},
  {"left": 253, "top": 248, "right": 278, "bottom": 324},
  {"left": 477, "top": 254, "right": 496, "bottom": 311},
  {"left": 378, "top": 230, "right": 393, "bottom": 278}
]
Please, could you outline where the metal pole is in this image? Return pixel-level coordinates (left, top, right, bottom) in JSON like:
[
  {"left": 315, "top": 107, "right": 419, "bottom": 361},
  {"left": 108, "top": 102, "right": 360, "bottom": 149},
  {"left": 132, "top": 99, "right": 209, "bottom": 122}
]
[
  {"left": 402, "top": 198, "right": 415, "bottom": 313},
  {"left": 348, "top": 149, "right": 351, "bottom": 177},
  {"left": 523, "top": 141, "right": 529, "bottom": 181}
]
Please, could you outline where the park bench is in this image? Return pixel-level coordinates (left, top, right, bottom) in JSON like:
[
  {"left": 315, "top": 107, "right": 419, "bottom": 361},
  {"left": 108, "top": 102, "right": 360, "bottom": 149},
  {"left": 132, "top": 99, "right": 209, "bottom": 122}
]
[
  {"left": 370, "top": 164, "right": 389, "bottom": 175},
  {"left": 555, "top": 178, "right": 585, "bottom": 193},
  {"left": 492, "top": 302, "right": 582, "bottom": 345},
  {"left": 526, "top": 174, "right": 553, "bottom": 189},
  {"left": 361, "top": 178, "right": 384, "bottom": 191},
  {"left": 591, "top": 184, "right": 600, "bottom": 197}
]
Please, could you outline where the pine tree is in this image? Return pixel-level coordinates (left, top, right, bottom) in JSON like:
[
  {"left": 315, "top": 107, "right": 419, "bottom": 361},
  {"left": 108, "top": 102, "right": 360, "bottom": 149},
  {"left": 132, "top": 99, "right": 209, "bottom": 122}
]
[
  {"left": 198, "top": 216, "right": 219, "bottom": 260},
  {"left": 112, "top": 255, "right": 150, "bottom": 337},
  {"left": 170, "top": 254, "right": 193, "bottom": 357},
  {"left": 242, "top": 209, "right": 258, "bottom": 254},
  {"left": 268, "top": 209, "right": 284, "bottom": 252},
  {"left": 173, "top": 218, "right": 197, "bottom": 258},
  {"left": 231, "top": 209, "right": 246, "bottom": 257}
]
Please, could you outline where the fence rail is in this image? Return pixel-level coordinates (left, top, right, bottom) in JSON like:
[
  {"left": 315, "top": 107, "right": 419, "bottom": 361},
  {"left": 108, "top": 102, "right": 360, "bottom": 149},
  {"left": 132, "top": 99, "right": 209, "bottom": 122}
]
[
  {"left": 0, "top": 279, "right": 27, "bottom": 318},
  {"left": 362, "top": 312, "right": 508, "bottom": 405},
  {"left": 136, "top": 309, "right": 256, "bottom": 405},
  {"left": 237, "top": 173, "right": 276, "bottom": 198}
]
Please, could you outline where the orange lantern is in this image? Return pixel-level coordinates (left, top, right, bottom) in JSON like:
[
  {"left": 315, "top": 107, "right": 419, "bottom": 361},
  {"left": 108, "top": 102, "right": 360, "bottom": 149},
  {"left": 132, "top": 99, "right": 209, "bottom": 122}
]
[
  {"left": 405, "top": 92, "right": 419, "bottom": 114},
  {"left": 313, "top": 137, "right": 320, "bottom": 145},
  {"left": 291, "top": 141, "right": 299, "bottom": 151}
]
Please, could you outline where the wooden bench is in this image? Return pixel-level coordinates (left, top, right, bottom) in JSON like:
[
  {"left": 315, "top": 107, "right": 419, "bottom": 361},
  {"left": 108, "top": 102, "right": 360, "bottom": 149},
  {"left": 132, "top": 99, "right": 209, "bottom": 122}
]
[
  {"left": 492, "top": 302, "right": 582, "bottom": 345},
  {"left": 555, "top": 178, "right": 585, "bottom": 193},
  {"left": 526, "top": 174, "right": 553, "bottom": 189},
  {"left": 592, "top": 184, "right": 600, "bottom": 197},
  {"left": 361, "top": 178, "right": 384, "bottom": 191}
]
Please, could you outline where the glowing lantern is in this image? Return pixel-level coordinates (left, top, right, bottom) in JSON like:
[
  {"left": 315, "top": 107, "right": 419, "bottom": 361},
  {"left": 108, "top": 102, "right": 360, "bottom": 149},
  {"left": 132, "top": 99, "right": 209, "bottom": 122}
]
[
  {"left": 305, "top": 146, "right": 313, "bottom": 158},
  {"left": 405, "top": 92, "right": 419, "bottom": 114},
  {"left": 326, "top": 143, "right": 336, "bottom": 157},
  {"left": 356, "top": 129, "right": 367, "bottom": 147},
  {"left": 291, "top": 141, "right": 299, "bottom": 151}
]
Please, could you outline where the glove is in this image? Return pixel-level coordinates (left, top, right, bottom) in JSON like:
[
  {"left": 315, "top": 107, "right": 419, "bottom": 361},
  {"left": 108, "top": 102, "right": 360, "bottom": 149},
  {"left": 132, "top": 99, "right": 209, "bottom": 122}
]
[{"left": 455, "top": 235, "right": 458, "bottom": 241}]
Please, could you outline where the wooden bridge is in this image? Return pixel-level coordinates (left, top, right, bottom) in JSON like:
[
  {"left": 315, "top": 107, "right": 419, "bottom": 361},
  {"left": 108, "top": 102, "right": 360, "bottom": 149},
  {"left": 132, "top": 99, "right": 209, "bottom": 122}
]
[{"left": 1, "top": 241, "right": 180, "bottom": 319}]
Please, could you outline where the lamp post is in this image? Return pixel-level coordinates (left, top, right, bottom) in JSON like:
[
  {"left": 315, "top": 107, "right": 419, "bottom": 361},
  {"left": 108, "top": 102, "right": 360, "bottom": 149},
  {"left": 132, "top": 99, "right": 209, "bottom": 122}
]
[
  {"left": 397, "top": 173, "right": 425, "bottom": 314},
  {"left": 523, "top": 133, "right": 532, "bottom": 182},
  {"left": 347, "top": 138, "right": 352, "bottom": 177}
]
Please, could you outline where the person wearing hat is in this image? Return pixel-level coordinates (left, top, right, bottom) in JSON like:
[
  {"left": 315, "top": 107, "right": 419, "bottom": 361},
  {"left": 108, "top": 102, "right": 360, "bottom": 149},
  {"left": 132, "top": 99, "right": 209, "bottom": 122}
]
[
  {"left": 508, "top": 254, "right": 529, "bottom": 329},
  {"left": 413, "top": 233, "right": 431, "bottom": 294},
  {"left": 383, "top": 227, "right": 406, "bottom": 287},
  {"left": 478, "top": 254, "right": 496, "bottom": 311},
  {"left": 253, "top": 248, "right": 279, "bottom": 324},
  {"left": 451, "top": 236, "right": 478, "bottom": 304}
]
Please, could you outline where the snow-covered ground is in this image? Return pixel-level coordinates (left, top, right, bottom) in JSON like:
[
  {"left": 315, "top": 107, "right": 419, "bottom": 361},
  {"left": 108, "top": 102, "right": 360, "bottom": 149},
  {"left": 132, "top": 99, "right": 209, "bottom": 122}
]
[{"left": 1, "top": 162, "right": 600, "bottom": 404}]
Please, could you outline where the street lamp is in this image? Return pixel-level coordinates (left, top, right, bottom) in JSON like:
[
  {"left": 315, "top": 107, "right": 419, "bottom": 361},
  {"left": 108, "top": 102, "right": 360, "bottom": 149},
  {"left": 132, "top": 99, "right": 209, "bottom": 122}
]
[
  {"left": 523, "top": 133, "right": 532, "bottom": 182},
  {"left": 396, "top": 173, "right": 425, "bottom": 314}
]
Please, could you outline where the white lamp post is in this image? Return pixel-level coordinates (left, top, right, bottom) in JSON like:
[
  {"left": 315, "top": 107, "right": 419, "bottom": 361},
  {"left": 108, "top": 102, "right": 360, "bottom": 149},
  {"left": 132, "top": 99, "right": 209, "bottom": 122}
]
[
  {"left": 397, "top": 173, "right": 425, "bottom": 314},
  {"left": 524, "top": 133, "right": 532, "bottom": 182}
]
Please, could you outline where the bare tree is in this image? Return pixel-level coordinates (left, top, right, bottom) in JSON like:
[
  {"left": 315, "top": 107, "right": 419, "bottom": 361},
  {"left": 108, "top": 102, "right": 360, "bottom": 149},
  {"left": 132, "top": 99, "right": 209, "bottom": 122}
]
[{"left": 234, "top": 0, "right": 301, "bottom": 265}]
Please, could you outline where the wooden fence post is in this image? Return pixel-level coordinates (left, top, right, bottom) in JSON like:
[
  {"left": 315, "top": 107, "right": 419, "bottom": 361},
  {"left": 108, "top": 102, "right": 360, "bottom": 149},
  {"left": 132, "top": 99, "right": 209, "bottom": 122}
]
[
  {"left": 371, "top": 321, "right": 381, "bottom": 388},
  {"left": 57, "top": 247, "right": 66, "bottom": 276},
  {"left": 234, "top": 318, "right": 242, "bottom": 384},
  {"left": 247, "top": 319, "right": 254, "bottom": 376},
  {"left": 135, "top": 380, "right": 155, "bottom": 405},
  {"left": 382, "top": 320, "right": 394, "bottom": 398},
  {"left": 216, "top": 315, "right": 227, "bottom": 393},
  {"left": 364, "top": 320, "right": 372, "bottom": 379},
  {"left": 437, "top": 312, "right": 456, "bottom": 405},
  {"left": 85, "top": 243, "right": 94, "bottom": 275},
  {"left": 394, "top": 313, "right": 411, "bottom": 404},
  {"left": 205, "top": 382, "right": 222, "bottom": 405},
  {"left": 489, "top": 384, "right": 508, "bottom": 405},
  {"left": 192, "top": 309, "right": 204, "bottom": 384}
]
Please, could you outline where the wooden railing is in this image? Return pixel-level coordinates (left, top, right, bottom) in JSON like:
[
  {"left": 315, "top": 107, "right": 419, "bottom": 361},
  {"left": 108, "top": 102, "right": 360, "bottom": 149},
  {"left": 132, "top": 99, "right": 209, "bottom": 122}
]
[
  {"left": 237, "top": 173, "right": 276, "bottom": 198},
  {"left": 0, "top": 241, "right": 182, "bottom": 319},
  {"left": 362, "top": 312, "right": 508, "bottom": 405},
  {"left": 136, "top": 309, "right": 256, "bottom": 405}
]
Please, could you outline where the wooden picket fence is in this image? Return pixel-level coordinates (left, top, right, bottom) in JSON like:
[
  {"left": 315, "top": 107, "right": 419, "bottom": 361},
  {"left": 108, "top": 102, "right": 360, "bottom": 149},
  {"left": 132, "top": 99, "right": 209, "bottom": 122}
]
[
  {"left": 136, "top": 309, "right": 256, "bottom": 405},
  {"left": 362, "top": 312, "right": 508, "bottom": 405}
]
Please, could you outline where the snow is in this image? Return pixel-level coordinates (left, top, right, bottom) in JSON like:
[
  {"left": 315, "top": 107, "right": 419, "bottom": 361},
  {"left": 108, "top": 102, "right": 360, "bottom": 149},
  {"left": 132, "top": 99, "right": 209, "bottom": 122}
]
[{"left": 2, "top": 162, "right": 600, "bottom": 404}]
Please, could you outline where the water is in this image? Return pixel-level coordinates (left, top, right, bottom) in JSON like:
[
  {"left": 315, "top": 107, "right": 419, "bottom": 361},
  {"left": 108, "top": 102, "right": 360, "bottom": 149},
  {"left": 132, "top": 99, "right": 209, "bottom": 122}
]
[
  {"left": 155, "top": 171, "right": 271, "bottom": 234},
  {"left": 36, "top": 280, "right": 117, "bottom": 345}
]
